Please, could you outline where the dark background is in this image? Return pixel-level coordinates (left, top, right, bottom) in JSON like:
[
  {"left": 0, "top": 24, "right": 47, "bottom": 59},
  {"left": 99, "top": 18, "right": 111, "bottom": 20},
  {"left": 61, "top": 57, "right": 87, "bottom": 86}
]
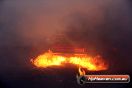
[{"left": 0, "top": 0, "right": 132, "bottom": 88}]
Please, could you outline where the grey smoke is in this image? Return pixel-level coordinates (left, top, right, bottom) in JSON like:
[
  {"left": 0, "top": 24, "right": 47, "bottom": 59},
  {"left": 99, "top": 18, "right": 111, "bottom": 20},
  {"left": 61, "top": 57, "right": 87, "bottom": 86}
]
[{"left": 0, "top": 0, "right": 132, "bottom": 72}]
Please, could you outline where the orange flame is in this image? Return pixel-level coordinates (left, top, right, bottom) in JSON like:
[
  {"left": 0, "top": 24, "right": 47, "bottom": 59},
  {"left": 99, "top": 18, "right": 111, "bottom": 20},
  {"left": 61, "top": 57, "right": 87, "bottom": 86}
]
[
  {"left": 31, "top": 51, "right": 66, "bottom": 67},
  {"left": 31, "top": 50, "right": 108, "bottom": 71}
]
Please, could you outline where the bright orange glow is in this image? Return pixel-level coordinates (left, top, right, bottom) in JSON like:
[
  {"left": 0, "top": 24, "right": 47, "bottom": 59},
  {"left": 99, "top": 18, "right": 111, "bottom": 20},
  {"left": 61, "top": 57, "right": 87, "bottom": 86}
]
[
  {"left": 31, "top": 51, "right": 66, "bottom": 67},
  {"left": 31, "top": 50, "right": 108, "bottom": 71}
]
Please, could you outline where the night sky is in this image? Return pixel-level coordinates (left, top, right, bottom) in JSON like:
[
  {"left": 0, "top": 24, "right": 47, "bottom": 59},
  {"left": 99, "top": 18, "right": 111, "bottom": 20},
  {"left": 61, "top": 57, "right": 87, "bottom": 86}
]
[{"left": 0, "top": 0, "right": 132, "bottom": 88}]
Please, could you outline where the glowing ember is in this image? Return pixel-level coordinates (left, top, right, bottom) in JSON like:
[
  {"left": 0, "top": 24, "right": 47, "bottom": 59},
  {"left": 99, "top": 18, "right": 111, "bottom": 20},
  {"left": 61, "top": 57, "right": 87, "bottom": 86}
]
[{"left": 31, "top": 50, "right": 108, "bottom": 71}]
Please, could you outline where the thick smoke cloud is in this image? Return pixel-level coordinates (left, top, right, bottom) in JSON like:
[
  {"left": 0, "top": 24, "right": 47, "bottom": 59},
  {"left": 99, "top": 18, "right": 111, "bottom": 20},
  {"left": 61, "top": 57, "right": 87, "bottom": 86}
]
[
  {"left": 0, "top": 0, "right": 132, "bottom": 75},
  {"left": 0, "top": 0, "right": 132, "bottom": 88},
  {"left": 0, "top": 0, "right": 130, "bottom": 46}
]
